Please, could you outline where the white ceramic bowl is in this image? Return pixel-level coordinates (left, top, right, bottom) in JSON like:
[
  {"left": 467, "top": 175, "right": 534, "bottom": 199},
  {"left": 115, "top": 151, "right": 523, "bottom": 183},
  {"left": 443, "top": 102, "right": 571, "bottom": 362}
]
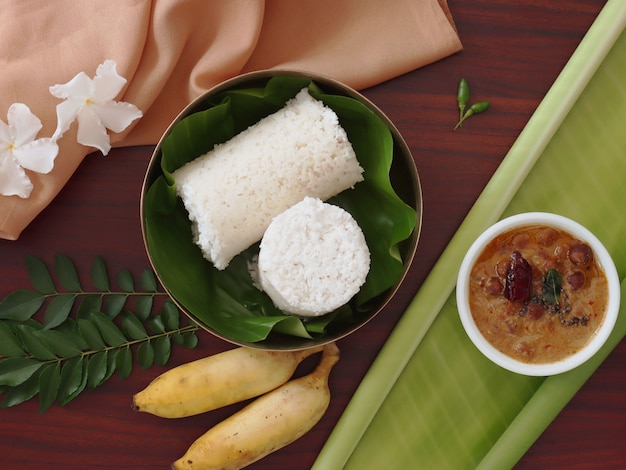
[{"left": 456, "top": 212, "right": 620, "bottom": 376}]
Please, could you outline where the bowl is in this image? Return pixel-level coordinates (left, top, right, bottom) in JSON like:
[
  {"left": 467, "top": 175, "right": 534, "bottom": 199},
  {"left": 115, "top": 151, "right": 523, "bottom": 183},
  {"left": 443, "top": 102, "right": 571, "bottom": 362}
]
[
  {"left": 140, "top": 70, "right": 422, "bottom": 350},
  {"left": 456, "top": 212, "right": 620, "bottom": 376}
]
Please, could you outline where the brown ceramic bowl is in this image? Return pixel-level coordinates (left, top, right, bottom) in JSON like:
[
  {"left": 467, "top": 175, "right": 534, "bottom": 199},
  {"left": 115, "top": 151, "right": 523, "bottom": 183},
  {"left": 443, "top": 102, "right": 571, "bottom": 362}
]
[{"left": 140, "top": 70, "right": 422, "bottom": 350}]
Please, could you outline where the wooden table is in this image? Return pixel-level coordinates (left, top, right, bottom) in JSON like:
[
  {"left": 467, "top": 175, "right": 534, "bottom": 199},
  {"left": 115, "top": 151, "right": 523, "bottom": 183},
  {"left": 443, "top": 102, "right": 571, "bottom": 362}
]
[{"left": 1, "top": 1, "right": 623, "bottom": 468}]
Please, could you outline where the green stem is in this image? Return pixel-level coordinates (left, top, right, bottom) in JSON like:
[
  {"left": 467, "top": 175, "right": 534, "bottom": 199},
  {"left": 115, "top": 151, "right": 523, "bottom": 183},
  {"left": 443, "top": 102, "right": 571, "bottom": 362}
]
[
  {"left": 454, "top": 100, "right": 491, "bottom": 130},
  {"left": 42, "top": 290, "right": 170, "bottom": 298},
  {"left": 0, "top": 323, "right": 201, "bottom": 363}
]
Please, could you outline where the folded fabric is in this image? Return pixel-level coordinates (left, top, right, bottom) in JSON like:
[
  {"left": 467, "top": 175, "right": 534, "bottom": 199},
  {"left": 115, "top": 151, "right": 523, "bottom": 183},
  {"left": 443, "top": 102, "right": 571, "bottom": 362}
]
[{"left": 0, "top": 0, "right": 462, "bottom": 240}]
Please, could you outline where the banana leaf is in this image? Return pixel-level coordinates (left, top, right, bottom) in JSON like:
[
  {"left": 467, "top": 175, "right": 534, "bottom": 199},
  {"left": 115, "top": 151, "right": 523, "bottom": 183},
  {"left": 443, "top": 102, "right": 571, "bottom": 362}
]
[
  {"left": 315, "top": 1, "right": 626, "bottom": 468},
  {"left": 143, "top": 76, "right": 417, "bottom": 343}
]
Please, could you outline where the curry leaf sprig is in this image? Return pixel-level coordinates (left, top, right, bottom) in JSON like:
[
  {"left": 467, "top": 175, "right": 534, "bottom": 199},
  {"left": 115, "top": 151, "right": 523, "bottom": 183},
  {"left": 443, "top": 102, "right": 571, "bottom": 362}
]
[
  {"left": 454, "top": 77, "right": 491, "bottom": 130},
  {"left": 0, "top": 254, "right": 201, "bottom": 413}
]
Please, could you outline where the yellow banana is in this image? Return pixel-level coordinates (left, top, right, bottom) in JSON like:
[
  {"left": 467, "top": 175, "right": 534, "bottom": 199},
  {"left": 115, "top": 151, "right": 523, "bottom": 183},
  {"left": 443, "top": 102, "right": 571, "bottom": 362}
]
[
  {"left": 132, "top": 345, "right": 324, "bottom": 418},
  {"left": 171, "top": 342, "right": 340, "bottom": 470}
]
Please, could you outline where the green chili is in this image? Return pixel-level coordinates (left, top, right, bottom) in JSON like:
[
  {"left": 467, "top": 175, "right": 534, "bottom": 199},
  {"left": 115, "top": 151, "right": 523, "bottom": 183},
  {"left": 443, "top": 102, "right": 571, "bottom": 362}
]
[
  {"left": 454, "top": 100, "right": 490, "bottom": 130},
  {"left": 457, "top": 78, "right": 470, "bottom": 121}
]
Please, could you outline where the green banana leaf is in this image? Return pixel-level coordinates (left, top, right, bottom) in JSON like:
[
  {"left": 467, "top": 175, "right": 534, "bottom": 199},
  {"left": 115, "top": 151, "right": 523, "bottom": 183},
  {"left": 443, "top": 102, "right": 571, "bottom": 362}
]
[
  {"left": 315, "top": 1, "right": 626, "bottom": 468},
  {"left": 143, "top": 76, "right": 417, "bottom": 344}
]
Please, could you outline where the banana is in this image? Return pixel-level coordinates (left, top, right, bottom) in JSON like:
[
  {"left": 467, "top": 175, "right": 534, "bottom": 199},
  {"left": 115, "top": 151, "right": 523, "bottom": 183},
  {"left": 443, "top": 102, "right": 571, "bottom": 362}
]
[
  {"left": 171, "top": 342, "right": 340, "bottom": 470},
  {"left": 132, "top": 345, "right": 324, "bottom": 418}
]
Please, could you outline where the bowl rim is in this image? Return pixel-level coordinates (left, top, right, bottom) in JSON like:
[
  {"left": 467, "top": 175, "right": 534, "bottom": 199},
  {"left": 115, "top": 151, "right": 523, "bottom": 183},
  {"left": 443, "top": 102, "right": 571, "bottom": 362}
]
[
  {"left": 139, "top": 69, "right": 423, "bottom": 350},
  {"left": 456, "top": 211, "right": 620, "bottom": 376}
]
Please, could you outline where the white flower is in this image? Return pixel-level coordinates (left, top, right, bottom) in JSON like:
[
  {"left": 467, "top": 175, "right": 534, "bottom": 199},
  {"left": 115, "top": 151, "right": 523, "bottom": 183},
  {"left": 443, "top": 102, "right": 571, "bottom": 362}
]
[
  {"left": 0, "top": 103, "right": 59, "bottom": 198},
  {"left": 50, "top": 60, "right": 142, "bottom": 155}
]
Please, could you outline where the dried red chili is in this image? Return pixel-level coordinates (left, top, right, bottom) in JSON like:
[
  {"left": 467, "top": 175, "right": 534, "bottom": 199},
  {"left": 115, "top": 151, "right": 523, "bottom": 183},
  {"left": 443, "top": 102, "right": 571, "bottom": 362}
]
[{"left": 504, "top": 251, "right": 532, "bottom": 302}]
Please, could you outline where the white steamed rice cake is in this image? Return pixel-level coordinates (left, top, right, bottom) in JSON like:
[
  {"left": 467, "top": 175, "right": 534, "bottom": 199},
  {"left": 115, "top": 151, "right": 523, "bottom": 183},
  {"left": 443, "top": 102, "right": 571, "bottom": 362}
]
[
  {"left": 258, "top": 197, "right": 370, "bottom": 317},
  {"left": 173, "top": 88, "right": 364, "bottom": 270}
]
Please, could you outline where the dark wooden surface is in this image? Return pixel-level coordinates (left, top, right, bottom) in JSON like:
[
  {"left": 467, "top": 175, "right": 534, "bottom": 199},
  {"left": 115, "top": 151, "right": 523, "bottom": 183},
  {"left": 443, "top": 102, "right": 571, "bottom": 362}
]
[{"left": 1, "top": 1, "right": 624, "bottom": 468}]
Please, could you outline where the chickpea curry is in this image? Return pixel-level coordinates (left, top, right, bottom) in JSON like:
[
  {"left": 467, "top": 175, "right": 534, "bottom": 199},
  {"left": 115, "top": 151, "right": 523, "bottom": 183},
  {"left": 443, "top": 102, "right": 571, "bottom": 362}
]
[{"left": 468, "top": 225, "right": 608, "bottom": 364}]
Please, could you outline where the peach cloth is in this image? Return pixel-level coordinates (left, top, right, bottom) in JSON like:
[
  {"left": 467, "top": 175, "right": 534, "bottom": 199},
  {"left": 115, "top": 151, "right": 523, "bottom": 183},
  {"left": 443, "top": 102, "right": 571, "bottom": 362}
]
[{"left": 0, "top": 0, "right": 462, "bottom": 240}]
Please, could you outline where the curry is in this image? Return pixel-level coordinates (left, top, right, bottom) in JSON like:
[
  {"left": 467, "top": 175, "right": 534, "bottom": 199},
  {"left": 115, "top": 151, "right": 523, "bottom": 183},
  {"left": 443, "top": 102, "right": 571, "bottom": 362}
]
[{"left": 468, "top": 224, "right": 608, "bottom": 364}]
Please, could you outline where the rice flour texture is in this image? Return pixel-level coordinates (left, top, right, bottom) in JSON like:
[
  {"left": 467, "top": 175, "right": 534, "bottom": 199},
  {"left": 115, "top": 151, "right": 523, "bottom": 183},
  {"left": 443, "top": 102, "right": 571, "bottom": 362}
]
[
  {"left": 173, "top": 88, "right": 364, "bottom": 270},
  {"left": 258, "top": 197, "right": 370, "bottom": 317}
]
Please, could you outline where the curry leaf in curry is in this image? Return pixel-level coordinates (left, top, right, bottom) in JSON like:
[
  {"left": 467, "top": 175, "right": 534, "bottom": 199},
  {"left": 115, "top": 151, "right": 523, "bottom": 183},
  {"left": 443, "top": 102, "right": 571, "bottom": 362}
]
[
  {"left": 0, "top": 254, "right": 201, "bottom": 412},
  {"left": 542, "top": 268, "right": 563, "bottom": 305}
]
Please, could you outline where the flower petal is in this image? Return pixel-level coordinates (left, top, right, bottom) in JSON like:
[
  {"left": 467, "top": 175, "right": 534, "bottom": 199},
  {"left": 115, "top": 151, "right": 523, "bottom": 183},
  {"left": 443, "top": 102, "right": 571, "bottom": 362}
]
[
  {"left": 13, "top": 138, "right": 58, "bottom": 174},
  {"left": 52, "top": 99, "right": 83, "bottom": 141},
  {"left": 92, "top": 60, "right": 127, "bottom": 102},
  {"left": 7, "top": 103, "right": 42, "bottom": 146},
  {"left": 0, "top": 153, "right": 33, "bottom": 198},
  {"left": 92, "top": 101, "right": 142, "bottom": 133},
  {"left": 76, "top": 106, "right": 111, "bottom": 155},
  {"left": 49, "top": 71, "right": 93, "bottom": 100},
  {"left": 0, "top": 119, "right": 11, "bottom": 144}
]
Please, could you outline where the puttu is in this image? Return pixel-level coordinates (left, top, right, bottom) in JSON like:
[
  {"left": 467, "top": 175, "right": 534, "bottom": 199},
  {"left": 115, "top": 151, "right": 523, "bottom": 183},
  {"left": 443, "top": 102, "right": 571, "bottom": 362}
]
[
  {"left": 257, "top": 197, "right": 370, "bottom": 317},
  {"left": 173, "top": 88, "right": 364, "bottom": 270}
]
